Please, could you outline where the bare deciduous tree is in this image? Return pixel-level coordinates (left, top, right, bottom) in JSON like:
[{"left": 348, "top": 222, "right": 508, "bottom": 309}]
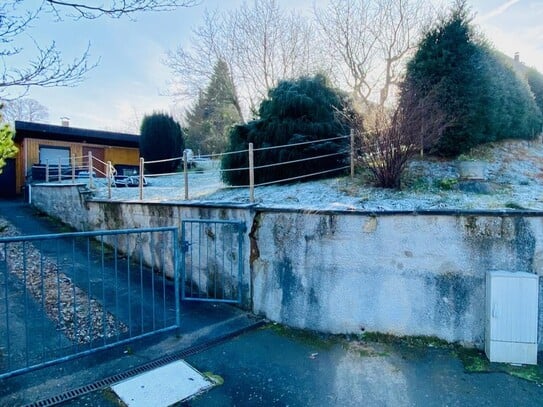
[
  {"left": 2, "top": 98, "right": 49, "bottom": 123},
  {"left": 0, "top": 0, "right": 198, "bottom": 99},
  {"left": 164, "top": 0, "right": 318, "bottom": 120},
  {"left": 345, "top": 86, "right": 450, "bottom": 189},
  {"left": 315, "top": 0, "right": 432, "bottom": 109}
]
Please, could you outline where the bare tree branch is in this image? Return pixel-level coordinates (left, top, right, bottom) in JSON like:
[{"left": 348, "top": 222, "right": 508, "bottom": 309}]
[
  {"left": 164, "top": 0, "right": 319, "bottom": 120},
  {"left": 314, "top": 0, "right": 377, "bottom": 107},
  {"left": 315, "top": 0, "right": 432, "bottom": 109},
  {"left": 341, "top": 85, "right": 451, "bottom": 188},
  {"left": 0, "top": 0, "right": 198, "bottom": 99},
  {"left": 0, "top": 39, "right": 97, "bottom": 99},
  {"left": 44, "top": 0, "right": 201, "bottom": 20},
  {"left": 2, "top": 98, "right": 49, "bottom": 123}
]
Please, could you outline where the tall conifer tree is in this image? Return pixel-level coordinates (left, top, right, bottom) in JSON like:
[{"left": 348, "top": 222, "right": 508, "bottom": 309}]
[
  {"left": 185, "top": 60, "right": 242, "bottom": 155},
  {"left": 402, "top": 1, "right": 542, "bottom": 156}
]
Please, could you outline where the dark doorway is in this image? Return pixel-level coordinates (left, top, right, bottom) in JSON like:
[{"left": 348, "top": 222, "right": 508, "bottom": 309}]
[
  {"left": 82, "top": 146, "right": 106, "bottom": 176},
  {"left": 0, "top": 159, "right": 17, "bottom": 197}
]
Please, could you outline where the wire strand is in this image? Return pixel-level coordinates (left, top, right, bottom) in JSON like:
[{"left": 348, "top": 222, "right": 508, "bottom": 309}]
[
  {"left": 144, "top": 155, "right": 184, "bottom": 165},
  {"left": 253, "top": 135, "right": 348, "bottom": 152},
  {"left": 252, "top": 151, "right": 348, "bottom": 170},
  {"left": 254, "top": 165, "right": 350, "bottom": 187}
]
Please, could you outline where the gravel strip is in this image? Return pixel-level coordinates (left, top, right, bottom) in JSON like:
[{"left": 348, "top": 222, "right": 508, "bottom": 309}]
[{"left": 0, "top": 217, "right": 127, "bottom": 344}]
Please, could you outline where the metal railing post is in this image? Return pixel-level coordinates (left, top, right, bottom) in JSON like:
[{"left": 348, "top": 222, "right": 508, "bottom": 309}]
[
  {"left": 249, "top": 143, "right": 254, "bottom": 203},
  {"left": 45, "top": 160, "right": 49, "bottom": 183},
  {"left": 174, "top": 228, "right": 180, "bottom": 330},
  {"left": 58, "top": 158, "right": 62, "bottom": 182}
]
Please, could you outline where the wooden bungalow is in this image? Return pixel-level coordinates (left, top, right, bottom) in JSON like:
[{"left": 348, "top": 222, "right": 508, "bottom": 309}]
[{"left": 2, "top": 121, "right": 140, "bottom": 196}]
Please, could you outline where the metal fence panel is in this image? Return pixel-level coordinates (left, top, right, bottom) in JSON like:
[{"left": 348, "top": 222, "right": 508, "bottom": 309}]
[
  {"left": 181, "top": 219, "right": 244, "bottom": 304},
  {"left": 0, "top": 227, "right": 179, "bottom": 380}
]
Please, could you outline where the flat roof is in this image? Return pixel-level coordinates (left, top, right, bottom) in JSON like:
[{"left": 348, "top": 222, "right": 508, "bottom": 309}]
[{"left": 14, "top": 121, "right": 140, "bottom": 148}]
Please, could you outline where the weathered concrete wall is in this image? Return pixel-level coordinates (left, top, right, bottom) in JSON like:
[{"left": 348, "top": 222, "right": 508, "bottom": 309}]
[
  {"left": 30, "top": 183, "right": 89, "bottom": 230},
  {"left": 250, "top": 211, "right": 543, "bottom": 347},
  {"left": 87, "top": 201, "right": 252, "bottom": 308},
  {"left": 30, "top": 184, "right": 543, "bottom": 348}
]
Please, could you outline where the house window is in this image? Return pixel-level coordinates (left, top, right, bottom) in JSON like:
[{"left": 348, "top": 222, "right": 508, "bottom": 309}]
[{"left": 39, "top": 146, "right": 70, "bottom": 165}]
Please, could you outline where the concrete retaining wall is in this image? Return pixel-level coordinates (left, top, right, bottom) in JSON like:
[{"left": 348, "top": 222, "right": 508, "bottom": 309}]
[
  {"left": 30, "top": 184, "right": 543, "bottom": 348},
  {"left": 30, "top": 183, "right": 89, "bottom": 230},
  {"left": 251, "top": 211, "right": 543, "bottom": 347}
]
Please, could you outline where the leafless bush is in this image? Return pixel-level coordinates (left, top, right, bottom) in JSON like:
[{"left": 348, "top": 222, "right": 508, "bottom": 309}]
[{"left": 346, "top": 87, "right": 450, "bottom": 188}]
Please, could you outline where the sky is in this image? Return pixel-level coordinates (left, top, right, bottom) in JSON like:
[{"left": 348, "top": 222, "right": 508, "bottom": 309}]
[{"left": 9, "top": 0, "right": 543, "bottom": 133}]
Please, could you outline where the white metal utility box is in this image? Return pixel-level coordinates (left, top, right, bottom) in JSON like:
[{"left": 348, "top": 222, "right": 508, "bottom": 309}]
[{"left": 485, "top": 270, "right": 539, "bottom": 365}]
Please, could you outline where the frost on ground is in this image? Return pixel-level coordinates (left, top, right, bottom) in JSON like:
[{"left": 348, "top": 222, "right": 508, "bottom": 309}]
[{"left": 91, "top": 139, "right": 543, "bottom": 211}]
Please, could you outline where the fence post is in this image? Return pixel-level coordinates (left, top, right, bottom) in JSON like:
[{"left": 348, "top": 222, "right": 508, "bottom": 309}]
[
  {"left": 139, "top": 157, "right": 144, "bottom": 200},
  {"left": 249, "top": 143, "right": 254, "bottom": 203},
  {"left": 350, "top": 129, "right": 355, "bottom": 179},
  {"left": 57, "top": 158, "right": 62, "bottom": 182},
  {"left": 88, "top": 151, "right": 94, "bottom": 189},
  {"left": 107, "top": 161, "right": 112, "bottom": 199},
  {"left": 71, "top": 154, "right": 76, "bottom": 183},
  {"left": 45, "top": 160, "right": 49, "bottom": 183},
  {"left": 183, "top": 150, "right": 189, "bottom": 200}
]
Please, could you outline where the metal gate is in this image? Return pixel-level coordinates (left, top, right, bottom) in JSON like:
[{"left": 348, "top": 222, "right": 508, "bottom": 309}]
[
  {"left": 181, "top": 219, "right": 245, "bottom": 304},
  {"left": 0, "top": 227, "right": 180, "bottom": 380}
]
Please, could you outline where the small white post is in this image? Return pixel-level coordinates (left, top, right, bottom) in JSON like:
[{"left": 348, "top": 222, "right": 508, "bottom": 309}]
[
  {"left": 45, "top": 160, "right": 49, "bottom": 183},
  {"left": 88, "top": 151, "right": 94, "bottom": 189},
  {"left": 183, "top": 150, "right": 189, "bottom": 200},
  {"left": 71, "top": 154, "right": 76, "bottom": 183},
  {"left": 139, "top": 157, "right": 144, "bottom": 200},
  {"left": 107, "top": 160, "right": 112, "bottom": 199},
  {"left": 58, "top": 157, "right": 62, "bottom": 182},
  {"left": 420, "top": 125, "right": 424, "bottom": 157},
  {"left": 350, "top": 129, "right": 355, "bottom": 179},
  {"left": 249, "top": 143, "right": 255, "bottom": 203}
]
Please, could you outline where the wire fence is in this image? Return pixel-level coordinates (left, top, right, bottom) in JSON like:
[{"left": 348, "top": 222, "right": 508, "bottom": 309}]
[{"left": 35, "top": 133, "right": 355, "bottom": 203}]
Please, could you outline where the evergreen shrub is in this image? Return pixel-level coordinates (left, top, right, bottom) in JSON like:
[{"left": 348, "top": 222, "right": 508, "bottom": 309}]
[
  {"left": 402, "top": 2, "right": 542, "bottom": 157},
  {"left": 221, "top": 74, "right": 351, "bottom": 186},
  {"left": 139, "top": 113, "right": 184, "bottom": 174}
]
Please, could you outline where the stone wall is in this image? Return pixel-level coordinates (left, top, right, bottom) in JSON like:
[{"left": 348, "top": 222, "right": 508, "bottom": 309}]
[{"left": 30, "top": 184, "right": 543, "bottom": 348}]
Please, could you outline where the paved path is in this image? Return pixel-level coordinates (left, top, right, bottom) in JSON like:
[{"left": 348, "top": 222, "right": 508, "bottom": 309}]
[{"left": 59, "top": 325, "right": 543, "bottom": 407}]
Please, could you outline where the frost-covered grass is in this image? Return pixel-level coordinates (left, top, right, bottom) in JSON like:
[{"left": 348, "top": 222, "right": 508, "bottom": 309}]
[{"left": 90, "top": 139, "right": 543, "bottom": 211}]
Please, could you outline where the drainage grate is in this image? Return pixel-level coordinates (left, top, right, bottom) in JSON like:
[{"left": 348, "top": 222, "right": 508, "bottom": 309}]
[{"left": 25, "top": 320, "right": 266, "bottom": 407}]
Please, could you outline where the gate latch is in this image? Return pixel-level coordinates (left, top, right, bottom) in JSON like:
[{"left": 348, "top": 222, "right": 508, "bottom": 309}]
[{"left": 181, "top": 240, "right": 192, "bottom": 253}]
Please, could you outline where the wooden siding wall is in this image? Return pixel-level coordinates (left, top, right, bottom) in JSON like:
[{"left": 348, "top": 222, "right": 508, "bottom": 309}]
[
  {"left": 104, "top": 147, "right": 139, "bottom": 166},
  {"left": 15, "top": 138, "right": 140, "bottom": 193},
  {"left": 15, "top": 141, "right": 24, "bottom": 194}
]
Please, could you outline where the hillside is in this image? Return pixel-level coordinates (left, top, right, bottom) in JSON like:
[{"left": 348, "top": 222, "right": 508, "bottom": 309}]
[{"left": 93, "top": 138, "right": 543, "bottom": 212}]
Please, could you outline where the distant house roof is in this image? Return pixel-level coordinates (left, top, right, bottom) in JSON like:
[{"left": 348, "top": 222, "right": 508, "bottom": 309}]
[{"left": 14, "top": 121, "right": 140, "bottom": 148}]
